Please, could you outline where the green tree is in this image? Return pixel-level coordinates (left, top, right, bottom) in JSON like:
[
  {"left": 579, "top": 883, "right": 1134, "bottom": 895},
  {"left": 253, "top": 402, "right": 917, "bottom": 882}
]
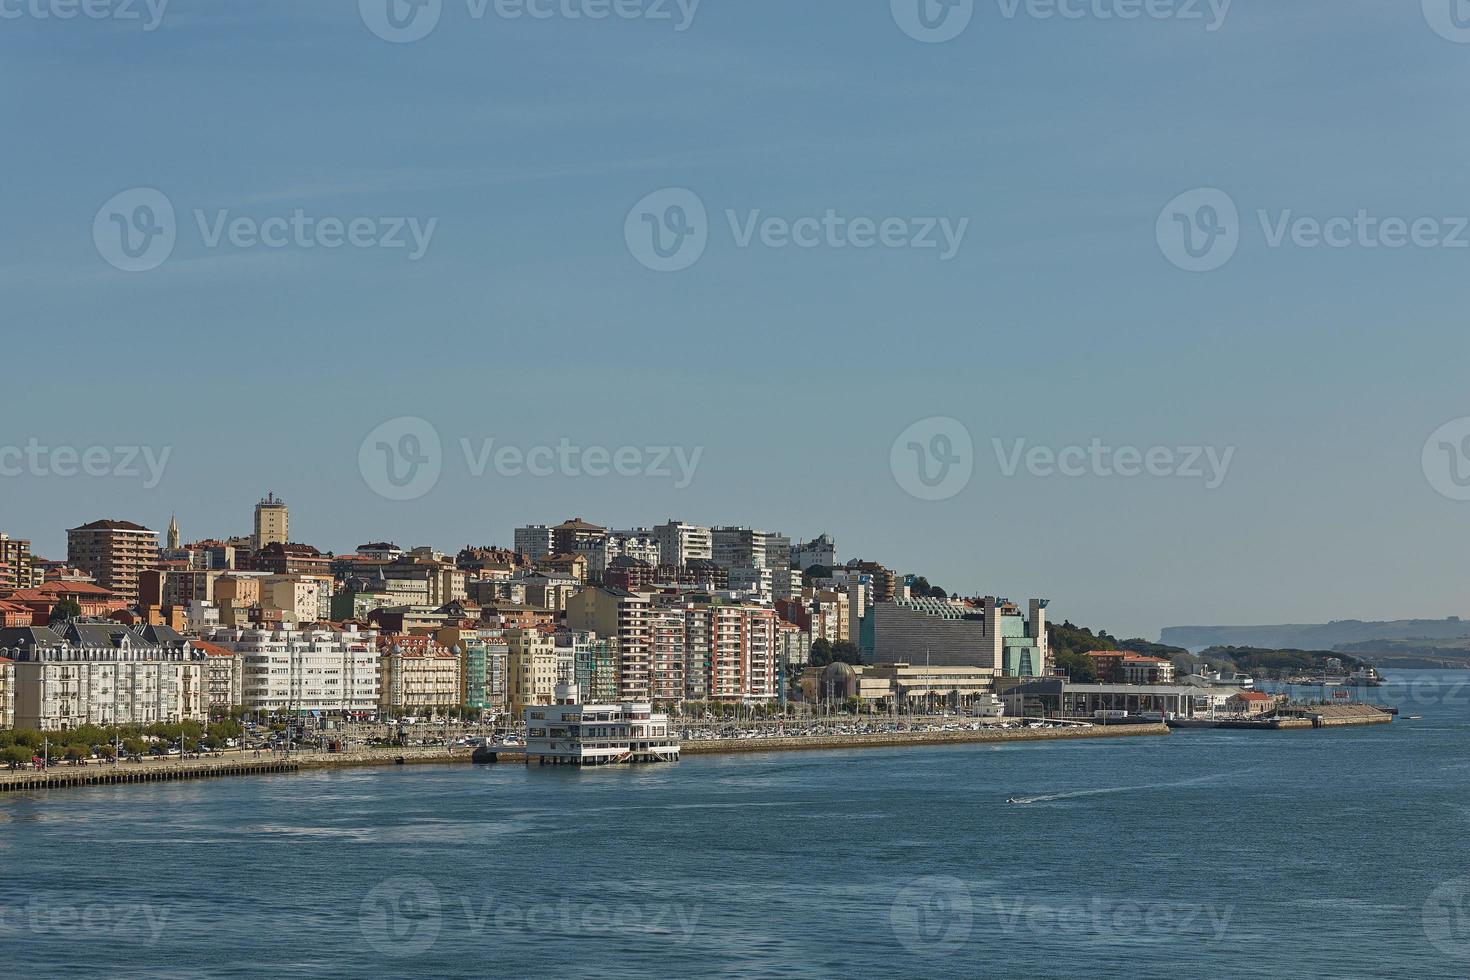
[
  {"left": 2, "top": 745, "right": 33, "bottom": 766},
  {"left": 48, "top": 597, "right": 82, "bottom": 624}
]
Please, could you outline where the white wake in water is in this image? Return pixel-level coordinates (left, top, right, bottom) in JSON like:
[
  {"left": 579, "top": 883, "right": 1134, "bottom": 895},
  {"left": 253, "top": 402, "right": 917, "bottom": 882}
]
[{"left": 1009, "top": 771, "right": 1241, "bottom": 804}]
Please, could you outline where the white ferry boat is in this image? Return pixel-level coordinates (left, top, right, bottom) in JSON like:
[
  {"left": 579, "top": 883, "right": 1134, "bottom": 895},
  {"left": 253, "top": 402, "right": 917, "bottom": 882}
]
[{"left": 524, "top": 685, "right": 681, "bottom": 767}]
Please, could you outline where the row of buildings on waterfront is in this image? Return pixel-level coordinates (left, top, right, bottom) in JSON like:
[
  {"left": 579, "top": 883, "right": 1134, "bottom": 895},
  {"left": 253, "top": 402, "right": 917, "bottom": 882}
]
[{"left": 0, "top": 502, "right": 1084, "bottom": 731}]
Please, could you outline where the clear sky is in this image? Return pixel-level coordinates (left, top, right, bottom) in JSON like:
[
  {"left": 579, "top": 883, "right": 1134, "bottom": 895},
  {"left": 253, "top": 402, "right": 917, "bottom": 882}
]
[{"left": 4, "top": 0, "right": 1469, "bottom": 639}]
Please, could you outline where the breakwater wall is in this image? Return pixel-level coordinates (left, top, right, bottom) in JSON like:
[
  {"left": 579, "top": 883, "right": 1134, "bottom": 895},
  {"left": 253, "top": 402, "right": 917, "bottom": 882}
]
[
  {"left": 0, "top": 759, "right": 300, "bottom": 793},
  {"left": 678, "top": 723, "right": 1169, "bottom": 755}
]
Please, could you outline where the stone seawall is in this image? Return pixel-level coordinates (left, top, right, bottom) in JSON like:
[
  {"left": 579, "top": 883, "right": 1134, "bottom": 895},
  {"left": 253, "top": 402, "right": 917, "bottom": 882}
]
[
  {"left": 677, "top": 723, "right": 1169, "bottom": 756},
  {"left": 0, "top": 725, "right": 1170, "bottom": 794}
]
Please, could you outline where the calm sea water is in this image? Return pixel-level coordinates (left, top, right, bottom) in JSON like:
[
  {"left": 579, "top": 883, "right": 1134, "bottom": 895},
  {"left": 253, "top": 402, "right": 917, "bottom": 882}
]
[{"left": 4, "top": 669, "right": 1470, "bottom": 979}]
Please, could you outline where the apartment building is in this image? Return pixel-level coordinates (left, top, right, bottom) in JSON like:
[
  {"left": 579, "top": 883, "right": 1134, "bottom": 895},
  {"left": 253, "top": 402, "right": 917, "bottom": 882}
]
[
  {"left": 66, "top": 519, "right": 160, "bottom": 607},
  {"left": 0, "top": 533, "right": 39, "bottom": 591},
  {"left": 260, "top": 574, "right": 332, "bottom": 624},
  {"left": 648, "top": 594, "right": 780, "bottom": 704},
  {"left": 652, "top": 521, "right": 712, "bottom": 568},
  {"left": 506, "top": 627, "right": 559, "bottom": 717},
  {"left": 192, "top": 639, "right": 243, "bottom": 713},
  {"left": 565, "top": 586, "right": 651, "bottom": 702},
  {"left": 555, "top": 630, "right": 618, "bottom": 704},
  {"left": 2, "top": 622, "right": 206, "bottom": 730},
  {"left": 380, "top": 646, "right": 463, "bottom": 718},
  {"left": 436, "top": 626, "right": 510, "bottom": 718},
  {"left": 513, "top": 525, "right": 555, "bottom": 562},
  {"left": 206, "top": 625, "right": 381, "bottom": 715},
  {"left": 0, "top": 656, "right": 14, "bottom": 728},
  {"left": 252, "top": 493, "right": 289, "bottom": 550},
  {"left": 791, "top": 533, "right": 836, "bottom": 572}
]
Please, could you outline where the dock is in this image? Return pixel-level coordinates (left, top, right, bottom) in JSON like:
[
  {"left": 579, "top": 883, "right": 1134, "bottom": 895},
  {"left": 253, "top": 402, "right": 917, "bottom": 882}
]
[
  {"left": 0, "top": 759, "right": 301, "bottom": 793},
  {"left": 1168, "top": 703, "right": 1393, "bottom": 731}
]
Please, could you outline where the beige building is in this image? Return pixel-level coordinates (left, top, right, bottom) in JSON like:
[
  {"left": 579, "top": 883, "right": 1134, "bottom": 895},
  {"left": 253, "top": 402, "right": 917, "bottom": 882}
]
[
  {"left": 214, "top": 574, "right": 265, "bottom": 626},
  {"left": 506, "top": 628, "right": 559, "bottom": 717},
  {"left": 379, "top": 648, "right": 462, "bottom": 718},
  {"left": 66, "top": 519, "right": 160, "bottom": 607},
  {"left": 261, "top": 574, "right": 330, "bottom": 624},
  {"left": 0, "top": 533, "right": 39, "bottom": 592},
  {"left": 566, "top": 586, "right": 651, "bottom": 702},
  {"left": 252, "top": 493, "right": 289, "bottom": 551},
  {"left": 193, "top": 640, "right": 243, "bottom": 714}
]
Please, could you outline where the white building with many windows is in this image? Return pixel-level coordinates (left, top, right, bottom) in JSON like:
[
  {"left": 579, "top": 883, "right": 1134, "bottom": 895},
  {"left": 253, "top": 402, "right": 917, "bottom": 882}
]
[
  {"left": 205, "top": 625, "right": 380, "bottom": 715},
  {"left": 525, "top": 684, "right": 680, "bottom": 766},
  {"left": 1, "top": 623, "right": 207, "bottom": 730}
]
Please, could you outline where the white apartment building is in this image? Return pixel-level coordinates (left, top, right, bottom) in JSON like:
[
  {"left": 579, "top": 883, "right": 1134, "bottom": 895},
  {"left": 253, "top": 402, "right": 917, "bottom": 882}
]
[
  {"left": 574, "top": 531, "right": 662, "bottom": 577},
  {"left": 653, "top": 521, "right": 712, "bottom": 568},
  {"left": 206, "top": 625, "right": 381, "bottom": 715},
  {"left": 791, "top": 533, "right": 836, "bottom": 572},
  {"left": 2, "top": 624, "right": 207, "bottom": 730}
]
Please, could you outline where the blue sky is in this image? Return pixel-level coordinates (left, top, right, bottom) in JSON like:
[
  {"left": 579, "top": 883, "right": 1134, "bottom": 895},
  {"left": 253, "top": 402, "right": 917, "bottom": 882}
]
[{"left": 4, "top": 0, "right": 1470, "bottom": 639}]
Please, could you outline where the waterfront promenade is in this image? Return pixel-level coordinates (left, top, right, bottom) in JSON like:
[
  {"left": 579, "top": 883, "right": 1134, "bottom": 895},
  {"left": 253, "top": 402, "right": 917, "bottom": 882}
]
[{"left": 0, "top": 723, "right": 1169, "bottom": 793}]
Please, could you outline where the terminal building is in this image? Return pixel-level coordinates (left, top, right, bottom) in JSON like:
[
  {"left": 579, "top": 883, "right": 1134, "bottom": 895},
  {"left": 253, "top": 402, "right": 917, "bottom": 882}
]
[
  {"left": 524, "top": 684, "right": 680, "bottom": 766},
  {"left": 860, "top": 596, "right": 1049, "bottom": 677},
  {"left": 999, "top": 678, "right": 1198, "bottom": 720}
]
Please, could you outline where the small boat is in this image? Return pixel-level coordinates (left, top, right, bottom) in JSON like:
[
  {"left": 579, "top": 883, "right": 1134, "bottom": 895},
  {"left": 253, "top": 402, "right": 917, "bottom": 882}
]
[
  {"left": 1006, "top": 798, "right": 1030, "bottom": 805},
  {"left": 1408, "top": 715, "right": 1423, "bottom": 720}
]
